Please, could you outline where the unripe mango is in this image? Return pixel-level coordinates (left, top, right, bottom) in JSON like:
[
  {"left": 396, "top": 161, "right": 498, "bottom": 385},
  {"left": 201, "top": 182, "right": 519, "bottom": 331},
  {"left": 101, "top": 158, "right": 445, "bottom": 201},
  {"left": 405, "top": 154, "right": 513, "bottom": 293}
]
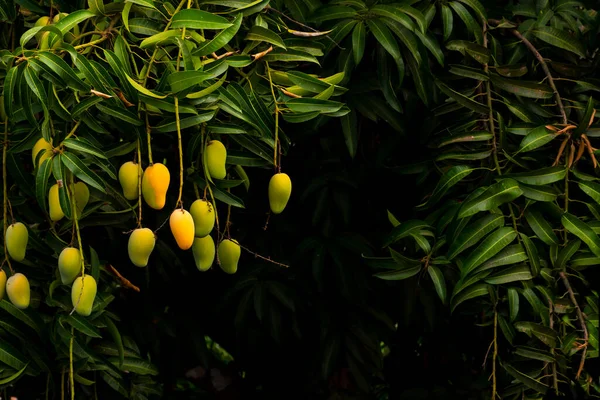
[
  {"left": 70, "top": 182, "right": 89, "bottom": 218},
  {"left": 71, "top": 275, "right": 97, "bottom": 317},
  {"left": 218, "top": 239, "right": 240, "bottom": 274},
  {"left": 142, "top": 163, "right": 170, "bottom": 210},
  {"left": 170, "top": 209, "right": 195, "bottom": 250},
  {"left": 192, "top": 235, "right": 215, "bottom": 271},
  {"left": 5, "top": 222, "right": 28, "bottom": 262},
  {"left": 0, "top": 270, "right": 6, "bottom": 301},
  {"left": 6, "top": 273, "right": 30, "bottom": 309},
  {"left": 34, "top": 16, "right": 51, "bottom": 40},
  {"left": 268, "top": 173, "right": 292, "bottom": 214},
  {"left": 58, "top": 247, "right": 81, "bottom": 285},
  {"left": 206, "top": 140, "right": 227, "bottom": 180},
  {"left": 49, "top": 184, "right": 65, "bottom": 221},
  {"left": 32, "top": 137, "right": 53, "bottom": 167},
  {"left": 189, "top": 199, "right": 215, "bottom": 237},
  {"left": 119, "top": 161, "right": 141, "bottom": 201},
  {"left": 128, "top": 228, "right": 156, "bottom": 267}
]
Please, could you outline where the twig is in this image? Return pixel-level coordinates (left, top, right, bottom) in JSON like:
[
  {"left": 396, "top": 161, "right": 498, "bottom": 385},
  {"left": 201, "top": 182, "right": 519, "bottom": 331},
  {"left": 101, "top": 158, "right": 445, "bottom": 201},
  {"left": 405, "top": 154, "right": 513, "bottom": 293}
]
[
  {"left": 211, "top": 51, "right": 238, "bottom": 60},
  {"left": 559, "top": 271, "right": 588, "bottom": 379},
  {"left": 548, "top": 300, "right": 559, "bottom": 393},
  {"left": 107, "top": 264, "right": 140, "bottom": 292},
  {"left": 90, "top": 89, "right": 112, "bottom": 99},
  {"left": 265, "top": 6, "right": 342, "bottom": 49},
  {"left": 240, "top": 245, "right": 289, "bottom": 268},
  {"left": 252, "top": 45, "right": 273, "bottom": 61}
]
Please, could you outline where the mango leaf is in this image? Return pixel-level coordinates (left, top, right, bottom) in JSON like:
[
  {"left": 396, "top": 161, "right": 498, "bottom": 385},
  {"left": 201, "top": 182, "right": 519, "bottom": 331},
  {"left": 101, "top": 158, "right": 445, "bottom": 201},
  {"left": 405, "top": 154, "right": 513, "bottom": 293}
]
[
  {"left": 63, "top": 138, "right": 107, "bottom": 159},
  {"left": 578, "top": 180, "right": 600, "bottom": 205},
  {"left": 490, "top": 74, "right": 553, "bottom": 99},
  {"left": 451, "top": 283, "right": 489, "bottom": 313},
  {"left": 417, "top": 165, "right": 479, "bottom": 209},
  {"left": 518, "top": 183, "right": 559, "bottom": 202},
  {"left": 435, "top": 79, "right": 488, "bottom": 114},
  {"left": 524, "top": 207, "right": 559, "bottom": 245},
  {"left": 561, "top": 213, "right": 600, "bottom": 257},
  {"left": 502, "top": 363, "right": 548, "bottom": 394},
  {"left": 64, "top": 315, "right": 102, "bottom": 338},
  {"left": 505, "top": 166, "right": 567, "bottom": 185},
  {"left": 446, "top": 40, "right": 489, "bottom": 64},
  {"left": 447, "top": 213, "right": 505, "bottom": 260},
  {"left": 458, "top": 179, "right": 523, "bottom": 218},
  {"left": 517, "top": 125, "right": 556, "bottom": 153},
  {"left": 484, "top": 264, "right": 532, "bottom": 284},
  {"left": 0, "top": 363, "right": 28, "bottom": 385},
  {"left": 514, "top": 346, "right": 555, "bottom": 362},
  {"left": 61, "top": 152, "right": 107, "bottom": 193},
  {"left": 383, "top": 220, "right": 432, "bottom": 247},
  {"left": 245, "top": 26, "right": 286, "bottom": 49},
  {"left": 285, "top": 98, "right": 343, "bottom": 113},
  {"left": 194, "top": 13, "right": 243, "bottom": 57},
  {"left": 461, "top": 227, "right": 517, "bottom": 276},
  {"left": 373, "top": 265, "right": 421, "bottom": 280},
  {"left": 441, "top": 4, "right": 453, "bottom": 41},
  {"left": 427, "top": 265, "right": 447, "bottom": 304},
  {"left": 171, "top": 9, "right": 233, "bottom": 30},
  {"left": 520, "top": 233, "right": 541, "bottom": 276},
  {"left": 475, "top": 244, "right": 528, "bottom": 273},
  {"left": 532, "top": 26, "right": 585, "bottom": 58},
  {"left": 366, "top": 19, "right": 401, "bottom": 61},
  {"left": 0, "top": 341, "right": 28, "bottom": 370},
  {"left": 508, "top": 288, "right": 519, "bottom": 321}
]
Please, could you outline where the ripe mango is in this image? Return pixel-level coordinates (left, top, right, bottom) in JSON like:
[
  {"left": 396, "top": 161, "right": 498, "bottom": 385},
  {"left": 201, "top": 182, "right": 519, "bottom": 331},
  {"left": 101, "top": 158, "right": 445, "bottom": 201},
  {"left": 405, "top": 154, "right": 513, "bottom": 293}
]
[
  {"left": 32, "top": 137, "right": 53, "bottom": 167},
  {"left": 6, "top": 273, "right": 30, "bottom": 309},
  {"left": 58, "top": 247, "right": 81, "bottom": 285},
  {"left": 71, "top": 275, "right": 97, "bottom": 317},
  {"left": 218, "top": 239, "right": 240, "bottom": 274},
  {"left": 70, "top": 182, "right": 89, "bottom": 218},
  {"left": 0, "top": 270, "right": 6, "bottom": 300},
  {"left": 170, "top": 209, "right": 195, "bottom": 250},
  {"left": 119, "top": 161, "right": 141, "bottom": 201},
  {"left": 5, "top": 222, "right": 28, "bottom": 262},
  {"left": 268, "top": 173, "right": 292, "bottom": 214},
  {"left": 128, "top": 228, "right": 156, "bottom": 267},
  {"left": 189, "top": 199, "right": 215, "bottom": 237},
  {"left": 206, "top": 140, "right": 227, "bottom": 180},
  {"left": 49, "top": 184, "right": 64, "bottom": 221},
  {"left": 192, "top": 235, "right": 215, "bottom": 271},
  {"left": 142, "top": 163, "right": 170, "bottom": 210}
]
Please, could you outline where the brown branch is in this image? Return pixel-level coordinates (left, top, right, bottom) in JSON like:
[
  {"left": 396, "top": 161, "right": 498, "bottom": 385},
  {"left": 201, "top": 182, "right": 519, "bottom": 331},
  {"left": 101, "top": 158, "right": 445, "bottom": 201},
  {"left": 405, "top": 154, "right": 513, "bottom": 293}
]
[
  {"left": 107, "top": 264, "right": 140, "bottom": 292},
  {"left": 559, "top": 271, "right": 588, "bottom": 379},
  {"left": 488, "top": 19, "right": 567, "bottom": 125},
  {"left": 252, "top": 46, "right": 273, "bottom": 61},
  {"left": 239, "top": 245, "right": 289, "bottom": 268},
  {"left": 211, "top": 50, "right": 238, "bottom": 60}
]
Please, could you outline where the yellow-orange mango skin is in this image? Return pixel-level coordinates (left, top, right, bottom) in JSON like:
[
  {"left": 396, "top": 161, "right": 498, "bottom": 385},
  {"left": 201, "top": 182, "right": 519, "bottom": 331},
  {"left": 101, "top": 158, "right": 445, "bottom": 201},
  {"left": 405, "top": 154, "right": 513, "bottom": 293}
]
[
  {"left": 49, "top": 184, "right": 65, "bottom": 221},
  {"left": 71, "top": 275, "right": 97, "bottom": 317},
  {"left": 58, "top": 247, "right": 81, "bottom": 285},
  {"left": 6, "top": 273, "right": 30, "bottom": 309},
  {"left": 142, "top": 163, "right": 170, "bottom": 210},
  {"left": 268, "top": 173, "right": 292, "bottom": 214},
  {"left": 128, "top": 228, "right": 156, "bottom": 267},
  {"left": 71, "top": 182, "right": 89, "bottom": 218},
  {"left": 0, "top": 270, "right": 7, "bottom": 301},
  {"left": 206, "top": 140, "right": 227, "bottom": 180},
  {"left": 170, "top": 209, "right": 195, "bottom": 250},
  {"left": 218, "top": 239, "right": 240, "bottom": 274},
  {"left": 190, "top": 199, "right": 215, "bottom": 237},
  {"left": 192, "top": 235, "right": 215, "bottom": 271},
  {"left": 119, "top": 161, "right": 141, "bottom": 201},
  {"left": 5, "top": 222, "right": 28, "bottom": 262},
  {"left": 32, "top": 137, "right": 53, "bottom": 167}
]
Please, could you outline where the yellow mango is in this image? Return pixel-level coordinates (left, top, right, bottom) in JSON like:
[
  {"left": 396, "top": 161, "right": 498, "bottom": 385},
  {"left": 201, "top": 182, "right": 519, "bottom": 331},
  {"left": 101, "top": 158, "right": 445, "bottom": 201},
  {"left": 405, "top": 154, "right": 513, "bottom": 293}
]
[
  {"left": 5, "top": 222, "right": 28, "bottom": 262},
  {"left": 189, "top": 199, "right": 215, "bottom": 237},
  {"left": 71, "top": 275, "right": 97, "bottom": 317},
  {"left": 118, "top": 161, "right": 141, "bottom": 201},
  {"left": 48, "top": 184, "right": 64, "bottom": 221},
  {"left": 34, "top": 16, "right": 51, "bottom": 40},
  {"left": 6, "top": 273, "right": 30, "bottom": 309},
  {"left": 70, "top": 182, "right": 89, "bottom": 218},
  {"left": 58, "top": 247, "right": 81, "bottom": 285},
  {"left": 142, "top": 163, "right": 170, "bottom": 210},
  {"left": 192, "top": 235, "right": 215, "bottom": 271},
  {"left": 205, "top": 140, "right": 227, "bottom": 180},
  {"left": 0, "top": 270, "right": 6, "bottom": 301},
  {"left": 218, "top": 239, "right": 240, "bottom": 274},
  {"left": 268, "top": 173, "right": 292, "bottom": 214},
  {"left": 32, "top": 137, "right": 53, "bottom": 167},
  {"left": 128, "top": 228, "right": 156, "bottom": 267},
  {"left": 169, "top": 209, "right": 195, "bottom": 250}
]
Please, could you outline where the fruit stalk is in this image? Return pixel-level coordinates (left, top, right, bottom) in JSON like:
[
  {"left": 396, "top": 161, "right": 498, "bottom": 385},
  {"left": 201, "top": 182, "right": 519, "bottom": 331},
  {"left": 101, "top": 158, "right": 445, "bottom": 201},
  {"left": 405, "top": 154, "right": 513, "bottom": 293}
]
[
  {"left": 68, "top": 175, "right": 86, "bottom": 315},
  {"left": 265, "top": 62, "right": 280, "bottom": 171},
  {"left": 137, "top": 139, "right": 143, "bottom": 228},
  {"left": 201, "top": 124, "right": 219, "bottom": 230},
  {"left": 2, "top": 120, "right": 13, "bottom": 273},
  {"left": 69, "top": 326, "right": 75, "bottom": 400},
  {"left": 145, "top": 113, "right": 153, "bottom": 164},
  {"left": 174, "top": 97, "right": 184, "bottom": 209},
  {"left": 60, "top": 120, "right": 81, "bottom": 144}
]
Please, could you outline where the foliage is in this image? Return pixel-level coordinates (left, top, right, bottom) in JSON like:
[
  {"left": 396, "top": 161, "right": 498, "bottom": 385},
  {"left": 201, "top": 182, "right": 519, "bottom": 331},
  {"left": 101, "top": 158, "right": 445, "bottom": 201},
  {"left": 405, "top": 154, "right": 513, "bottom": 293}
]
[{"left": 0, "top": 0, "right": 598, "bottom": 399}]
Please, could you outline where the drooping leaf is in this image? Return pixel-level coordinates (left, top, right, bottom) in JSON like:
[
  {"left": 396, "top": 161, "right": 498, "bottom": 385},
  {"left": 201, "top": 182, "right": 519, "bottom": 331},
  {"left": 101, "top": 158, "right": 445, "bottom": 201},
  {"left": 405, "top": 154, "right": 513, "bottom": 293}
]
[
  {"left": 524, "top": 207, "right": 559, "bottom": 245},
  {"left": 561, "top": 213, "right": 600, "bottom": 257},
  {"left": 461, "top": 227, "right": 517, "bottom": 276},
  {"left": 458, "top": 179, "right": 523, "bottom": 219},
  {"left": 447, "top": 213, "right": 505, "bottom": 260},
  {"left": 171, "top": 9, "right": 233, "bottom": 30},
  {"left": 532, "top": 26, "right": 585, "bottom": 58}
]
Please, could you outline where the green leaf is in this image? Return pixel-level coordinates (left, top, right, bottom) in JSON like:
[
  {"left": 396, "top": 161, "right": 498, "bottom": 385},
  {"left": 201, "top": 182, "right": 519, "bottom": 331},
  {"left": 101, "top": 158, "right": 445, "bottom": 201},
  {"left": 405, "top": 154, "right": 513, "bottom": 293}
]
[
  {"left": 427, "top": 265, "right": 447, "bottom": 304},
  {"left": 0, "top": 363, "right": 28, "bottom": 385},
  {"left": 517, "top": 125, "right": 556, "bottom": 153},
  {"left": 506, "top": 166, "right": 567, "bottom": 186},
  {"left": 447, "top": 213, "right": 505, "bottom": 260},
  {"left": 414, "top": 30, "right": 444, "bottom": 66},
  {"left": 532, "top": 26, "right": 585, "bottom": 58},
  {"left": 109, "top": 357, "right": 159, "bottom": 375},
  {"left": 35, "top": 158, "right": 53, "bottom": 213},
  {"left": 451, "top": 283, "right": 489, "bottom": 313},
  {"left": 341, "top": 110, "right": 358, "bottom": 159},
  {"left": 417, "top": 165, "right": 478, "bottom": 209},
  {"left": 462, "top": 227, "right": 517, "bottom": 276},
  {"left": 309, "top": 5, "right": 357, "bottom": 23},
  {"left": 561, "top": 212, "right": 600, "bottom": 257},
  {"left": 520, "top": 233, "right": 540, "bottom": 276},
  {"left": 485, "top": 264, "right": 532, "bottom": 284},
  {"left": 104, "top": 317, "right": 124, "bottom": 368},
  {"left": 139, "top": 29, "right": 181, "bottom": 49},
  {"left": 19, "top": 24, "right": 62, "bottom": 48},
  {"left": 53, "top": 9, "right": 95, "bottom": 35},
  {"left": 435, "top": 79, "right": 488, "bottom": 114},
  {"left": 456, "top": 0, "right": 487, "bottom": 22},
  {"left": 154, "top": 112, "right": 215, "bottom": 133},
  {"left": 578, "top": 180, "right": 600, "bottom": 205},
  {"left": 554, "top": 239, "right": 580, "bottom": 270},
  {"left": 62, "top": 138, "right": 107, "bottom": 159},
  {"left": 524, "top": 207, "right": 559, "bottom": 245},
  {"left": 490, "top": 74, "right": 553, "bottom": 99},
  {"left": 285, "top": 98, "right": 343, "bottom": 113},
  {"left": 434, "top": 131, "right": 492, "bottom": 147},
  {"left": 0, "top": 299, "right": 42, "bottom": 336},
  {"left": 194, "top": 13, "right": 243, "bottom": 57},
  {"left": 502, "top": 363, "right": 548, "bottom": 394},
  {"left": 383, "top": 220, "right": 432, "bottom": 247},
  {"left": 441, "top": 4, "right": 453, "bottom": 41},
  {"left": 366, "top": 19, "right": 401, "bottom": 60},
  {"left": 168, "top": 71, "right": 213, "bottom": 93},
  {"left": 370, "top": 5, "right": 415, "bottom": 31},
  {"left": 262, "top": 49, "right": 320, "bottom": 64},
  {"left": 446, "top": 40, "right": 489, "bottom": 64},
  {"left": 458, "top": 179, "right": 523, "bottom": 219},
  {"left": 124, "top": 74, "right": 167, "bottom": 99},
  {"left": 37, "top": 52, "right": 89, "bottom": 92},
  {"left": 52, "top": 156, "right": 72, "bottom": 220},
  {"left": 61, "top": 152, "right": 107, "bottom": 193},
  {"left": 64, "top": 315, "right": 102, "bottom": 338},
  {"left": 0, "top": 341, "right": 27, "bottom": 371},
  {"left": 508, "top": 288, "right": 519, "bottom": 321},
  {"left": 171, "top": 9, "right": 233, "bottom": 30},
  {"left": 448, "top": 1, "right": 482, "bottom": 44},
  {"left": 519, "top": 183, "right": 559, "bottom": 202},
  {"left": 374, "top": 265, "right": 421, "bottom": 280},
  {"left": 476, "top": 244, "right": 528, "bottom": 272},
  {"left": 245, "top": 26, "right": 286, "bottom": 49},
  {"left": 514, "top": 346, "right": 555, "bottom": 363}
]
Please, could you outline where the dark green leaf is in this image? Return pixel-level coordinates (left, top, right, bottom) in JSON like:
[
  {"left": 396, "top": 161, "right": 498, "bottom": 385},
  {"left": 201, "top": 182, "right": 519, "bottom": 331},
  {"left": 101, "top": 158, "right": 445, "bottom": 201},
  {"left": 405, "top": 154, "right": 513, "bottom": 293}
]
[
  {"left": 427, "top": 265, "right": 446, "bottom": 304},
  {"left": 171, "top": 9, "right": 233, "bottom": 30},
  {"left": 506, "top": 166, "right": 567, "bottom": 185},
  {"left": 447, "top": 213, "right": 505, "bottom": 260},
  {"left": 435, "top": 79, "right": 488, "bottom": 114},
  {"left": 502, "top": 363, "right": 548, "bottom": 394},
  {"left": 520, "top": 233, "right": 541, "bottom": 276},
  {"left": 532, "top": 26, "right": 585, "bottom": 58},
  {"left": 484, "top": 264, "right": 532, "bottom": 284},
  {"left": 524, "top": 207, "right": 559, "bottom": 245},
  {"left": 383, "top": 220, "right": 432, "bottom": 247},
  {"left": 417, "top": 165, "right": 479, "bottom": 209},
  {"left": 61, "top": 152, "right": 107, "bottom": 193},
  {"left": 561, "top": 212, "right": 600, "bottom": 257},
  {"left": 458, "top": 179, "right": 523, "bottom": 219},
  {"left": 462, "top": 227, "right": 517, "bottom": 275},
  {"left": 451, "top": 283, "right": 489, "bottom": 313},
  {"left": 245, "top": 26, "right": 286, "bottom": 49}
]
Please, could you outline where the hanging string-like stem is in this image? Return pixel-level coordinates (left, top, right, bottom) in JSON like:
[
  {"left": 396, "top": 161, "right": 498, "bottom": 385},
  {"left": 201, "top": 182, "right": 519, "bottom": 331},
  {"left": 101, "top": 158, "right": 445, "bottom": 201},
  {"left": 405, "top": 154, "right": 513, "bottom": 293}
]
[
  {"left": 2, "top": 120, "right": 13, "bottom": 274},
  {"left": 136, "top": 139, "right": 143, "bottom": 228},
  {"left": 68, "top": 175, "right": 86, "bottom": 316},
  {"left": 145, "top": 113, "right": 153, "bottom": 165},
  {"left": 69, "top": 326, "right": 75, "bottom": 400},
  {"left": 265, "top": 62, "right": 280, "bottom": 171},
  {"left": 174, "top": 97, "right": 184, "bottom": 209}
]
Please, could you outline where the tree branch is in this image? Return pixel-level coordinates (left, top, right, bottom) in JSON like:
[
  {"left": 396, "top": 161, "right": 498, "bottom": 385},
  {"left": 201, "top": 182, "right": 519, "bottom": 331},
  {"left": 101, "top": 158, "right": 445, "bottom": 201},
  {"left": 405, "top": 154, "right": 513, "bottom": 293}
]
[{"left": 559, "top": 271, "right": 588, "bottom": 379}]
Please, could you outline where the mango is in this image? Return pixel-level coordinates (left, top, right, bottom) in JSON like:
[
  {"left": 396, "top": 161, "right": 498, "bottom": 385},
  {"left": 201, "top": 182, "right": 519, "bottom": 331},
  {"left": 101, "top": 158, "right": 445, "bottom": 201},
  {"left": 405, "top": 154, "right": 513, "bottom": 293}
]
[
  {"left": 142, "top": 163, "right": 170, "bottom": 210},
  {"left": 0, "top": 270, "right": 6, "bottom": 301},
  {"left": 170, "top": 209, "right": 195, "bottom": 250},
  {"left": 6, "top": 273, "right": 30, "bottom": 309},
  {"left": 218, "top": 239, "right": 240, "bottom": 274},
  {"left": 32, "top": 137, "right": 53, "bottom": 167},
  {"left": 189, "top": 199, "right": 215, "bottom": 237},
  {"left": 206, "top": 140, "right": 227, "bottom": 180},
  {"left": 34, "top": 16, "right": 51, "bottom": 39},
  {"left": 58, "top": 247, "right": 81, "bottom": 285},
  {"left": 71, "top": 275, "right": 97, "bottom": 317},
  {"left": 5, "top": 222, "right": 28, "bottom": 262},
  {"left": 48, "top": 183, "right": 65, "bottom": 221},
  {"left": 70, "top": 182, "right": 89, "bottom": 218},
  {"left": 128, "top": 228, "right": 156, "bottom": 267},
  {"left": 268, "top": 172, "right": 292, "bottom": 214},
  {"left": 119, "top": 161, "right": 141, "bottom": 201},
  {"left": 192, "top": 235, "right": 215, "bottom": 271}
]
